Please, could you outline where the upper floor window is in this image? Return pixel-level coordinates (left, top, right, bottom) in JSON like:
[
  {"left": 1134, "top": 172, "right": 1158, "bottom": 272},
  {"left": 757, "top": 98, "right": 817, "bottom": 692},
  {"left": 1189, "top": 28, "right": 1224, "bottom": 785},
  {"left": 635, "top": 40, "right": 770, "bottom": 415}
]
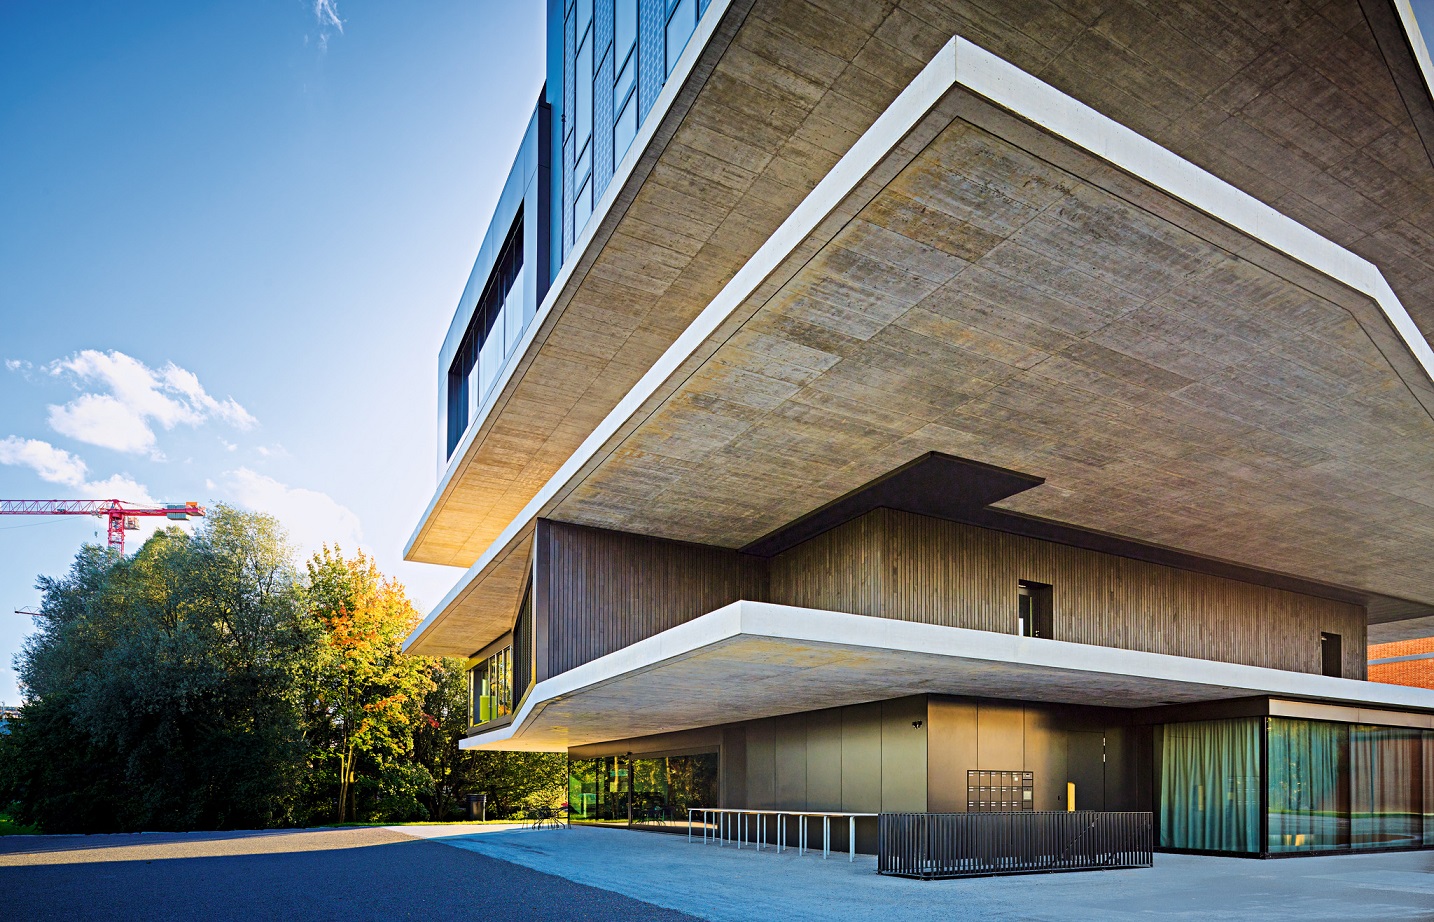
[
  {"left": 613, "top": 0, "right": 638, "bottom": 165},
  {"left": 446, "top": 213, "right": 524, "bottom": 458},
  {"left": 666, "top": 0, "right": 697, "bottom": 76},
  {"left": 470, "top": 644, "right": 513, "bottom": 726},
  {"left": 1018, "top": 580, "right": 1053, "bottom": 639}
]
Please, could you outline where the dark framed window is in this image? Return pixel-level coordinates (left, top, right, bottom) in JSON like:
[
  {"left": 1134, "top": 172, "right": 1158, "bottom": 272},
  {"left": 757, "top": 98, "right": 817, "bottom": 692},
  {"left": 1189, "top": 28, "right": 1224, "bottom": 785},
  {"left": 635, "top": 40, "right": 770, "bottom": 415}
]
[
  {"left": 445, "top": 211, "right": 524, "bottom": 458},
  {"left": 1017, "top": 580, "right": 1053, "bottom": 639},
  {"left": 1320, "top": 632, "right": 1342, "bottom": 678}
]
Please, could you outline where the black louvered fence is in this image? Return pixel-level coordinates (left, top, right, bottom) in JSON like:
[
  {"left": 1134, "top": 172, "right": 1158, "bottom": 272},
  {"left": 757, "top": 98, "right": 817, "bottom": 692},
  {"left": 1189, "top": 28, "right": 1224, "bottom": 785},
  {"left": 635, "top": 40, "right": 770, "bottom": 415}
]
[{"left": 878, "top": 811, "right": 1153, "bottom": 879}]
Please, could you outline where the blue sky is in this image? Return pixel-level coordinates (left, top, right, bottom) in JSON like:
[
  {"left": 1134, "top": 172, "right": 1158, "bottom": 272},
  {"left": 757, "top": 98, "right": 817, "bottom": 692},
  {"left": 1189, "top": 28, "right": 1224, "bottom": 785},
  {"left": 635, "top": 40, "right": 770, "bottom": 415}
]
[
  {"left": 5, "top": 5, "right": 1434, "bottom": 706},
  {"left": 0, "top": 1, "right": 546, "bottom": 703}
]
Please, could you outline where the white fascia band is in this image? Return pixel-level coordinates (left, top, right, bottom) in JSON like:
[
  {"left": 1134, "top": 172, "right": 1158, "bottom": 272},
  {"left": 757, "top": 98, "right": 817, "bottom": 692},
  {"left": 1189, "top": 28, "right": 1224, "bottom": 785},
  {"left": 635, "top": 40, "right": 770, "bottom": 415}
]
[
  {"left": 464, "top": 600, "right": 1434, "bottom": 749},
  {"left": 408, "top": 35, "right": 1434, "bottom": 654}
]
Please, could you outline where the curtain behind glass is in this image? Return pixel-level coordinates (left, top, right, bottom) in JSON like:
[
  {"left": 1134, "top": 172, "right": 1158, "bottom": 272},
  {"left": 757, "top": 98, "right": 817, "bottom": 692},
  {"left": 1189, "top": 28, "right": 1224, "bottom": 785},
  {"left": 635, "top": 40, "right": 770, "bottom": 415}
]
[
  {"left": 1268, "top": 718, "right": 1347, "bottom": 852},
  {"left": 1425, "top": 731, "right": 1434, "bottom": 847},
  {"left": 1160, "top": 718, "right": 1261, "bottom": 853},
  {"left": 1351, "top": 726, "right": 1423, "bottom": 849}
]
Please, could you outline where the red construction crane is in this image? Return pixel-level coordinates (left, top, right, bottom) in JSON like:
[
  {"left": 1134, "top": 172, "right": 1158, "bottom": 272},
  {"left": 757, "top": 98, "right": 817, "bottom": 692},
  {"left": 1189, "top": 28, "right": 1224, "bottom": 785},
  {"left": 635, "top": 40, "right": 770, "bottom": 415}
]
[{"left": 0, "top": 499, "right": 205, "bottom": 555}]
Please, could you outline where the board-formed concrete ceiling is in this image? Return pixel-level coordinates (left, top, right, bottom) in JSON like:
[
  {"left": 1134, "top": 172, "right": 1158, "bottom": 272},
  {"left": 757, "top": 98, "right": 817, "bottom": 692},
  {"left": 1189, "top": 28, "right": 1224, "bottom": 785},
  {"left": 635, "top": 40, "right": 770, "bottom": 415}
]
[
  {"left": 547, "top": 80, "right": 1434, "bottom": 612},
  {"left": 406, "top": 0, "right": 1434, "bottom": 573},
  {"left": 405, "top": 34, "right": 1434, "bottom": 659}
]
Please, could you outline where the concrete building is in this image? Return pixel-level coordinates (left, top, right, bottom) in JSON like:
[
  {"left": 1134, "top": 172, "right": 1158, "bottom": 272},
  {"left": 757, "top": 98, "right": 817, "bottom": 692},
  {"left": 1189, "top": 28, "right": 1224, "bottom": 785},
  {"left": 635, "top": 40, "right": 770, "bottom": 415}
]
[{"left": 406, "top": 0, "right": 1434, "bottom": 857}]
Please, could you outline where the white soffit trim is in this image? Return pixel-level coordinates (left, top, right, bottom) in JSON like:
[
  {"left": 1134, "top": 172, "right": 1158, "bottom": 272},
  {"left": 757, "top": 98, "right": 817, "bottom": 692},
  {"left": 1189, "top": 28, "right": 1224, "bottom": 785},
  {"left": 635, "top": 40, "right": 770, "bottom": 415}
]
[
  {"left": 403, "top": 0, "right": 737, "bottom": 563},
  {"left": 1394, "top": 0, "right": 1434, "bottom": 105},
  {"left": 406, "top": 34, "right": 1434, "bottom": 652},
  {"left": 462, "top": 601, "right": 1434, "bottom": 750}
]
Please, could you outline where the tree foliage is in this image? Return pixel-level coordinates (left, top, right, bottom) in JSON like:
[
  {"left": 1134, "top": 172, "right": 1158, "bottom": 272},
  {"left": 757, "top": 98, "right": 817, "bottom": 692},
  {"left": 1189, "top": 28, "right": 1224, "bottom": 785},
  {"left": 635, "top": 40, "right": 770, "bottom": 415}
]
[{"left": 0, "top": 507, "right": 566, "bottom": 833}]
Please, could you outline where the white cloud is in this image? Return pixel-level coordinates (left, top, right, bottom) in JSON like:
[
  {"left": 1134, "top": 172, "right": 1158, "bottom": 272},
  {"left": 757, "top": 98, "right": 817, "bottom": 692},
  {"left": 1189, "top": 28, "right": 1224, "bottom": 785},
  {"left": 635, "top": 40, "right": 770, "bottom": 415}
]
[
  {"left": 5, "top": 359, "right": 29, "bottom": 372},
  {"left": 219, "top": 467, "right": 362, "bottom": 558},
  {"left": 0, "top": 436, "right": 153, "bottom": 503},
  {"left": 314, "top": 0, "right": 344, "bottom": 51},
  {"left": 46, "top": 350, "right": 256, "bottom": 454}
]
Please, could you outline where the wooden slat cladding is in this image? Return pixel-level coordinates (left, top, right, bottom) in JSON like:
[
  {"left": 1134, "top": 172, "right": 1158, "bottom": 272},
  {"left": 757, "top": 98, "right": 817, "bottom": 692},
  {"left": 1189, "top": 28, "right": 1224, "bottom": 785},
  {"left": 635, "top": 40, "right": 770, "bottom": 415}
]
[
  {"left": 769, "top": 509, "right": 1366, "bottom": 678},
  {"left": 537, "top": 520, "right": 768, "bottom": 679}
]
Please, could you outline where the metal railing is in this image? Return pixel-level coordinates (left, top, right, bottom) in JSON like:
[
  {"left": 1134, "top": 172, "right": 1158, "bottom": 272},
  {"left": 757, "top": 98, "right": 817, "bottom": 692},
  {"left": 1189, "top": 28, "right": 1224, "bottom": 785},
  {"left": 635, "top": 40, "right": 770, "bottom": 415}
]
[
  {"left": 878, "top": 811, "right": 1153, "bottom": 879},
  {"left": 688, "top": 809, "right": 877, "bottom": 862}
]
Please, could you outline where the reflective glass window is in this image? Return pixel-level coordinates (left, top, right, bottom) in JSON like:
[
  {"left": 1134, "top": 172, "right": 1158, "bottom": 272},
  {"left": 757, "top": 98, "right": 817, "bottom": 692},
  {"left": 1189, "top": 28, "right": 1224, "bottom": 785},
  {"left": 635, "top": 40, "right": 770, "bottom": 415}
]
[
  {"left": 615, "top": 0, "right": 637, "bottom": 63},
  {"left": 666, "top": 0, "right": 695, "bottom": 76},
  {"left": 568, "top": 752, "right": 718, "bottom": 824},
  {"left": 576, "top": 33, "right": 593, "bottom": 146},
  {"left": 469, "top": 645, "right": 513, "bottom": 726},
  {"left": 614, "top": 93, "right": 637, "bottom": 165},
  {"left": 1350, "top": 725, "right": 1423, "bottom": 849},
  {"left": 1159, "top": 718, "right": 1261, "bottom": 853},
  {"left": 1268, "top": 718, "right": 1349, "bottom": 852}
]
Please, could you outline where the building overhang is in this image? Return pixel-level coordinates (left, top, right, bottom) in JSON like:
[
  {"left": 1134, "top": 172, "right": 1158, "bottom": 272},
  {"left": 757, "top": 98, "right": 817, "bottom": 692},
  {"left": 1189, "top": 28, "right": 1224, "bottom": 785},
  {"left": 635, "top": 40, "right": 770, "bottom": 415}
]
[
  {"left": 462, "top": 600, "right": 1434, "bottom": 752},
  {"left": 408, "top": 33, "right": 1434, "bottom": 657}
]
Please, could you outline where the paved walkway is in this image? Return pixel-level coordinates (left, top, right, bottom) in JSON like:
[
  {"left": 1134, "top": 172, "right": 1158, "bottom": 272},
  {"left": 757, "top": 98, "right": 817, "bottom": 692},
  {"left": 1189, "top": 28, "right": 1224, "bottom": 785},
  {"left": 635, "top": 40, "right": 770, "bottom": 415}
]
[
  {"left": 0, "top": 825, "right": 695, "bottom": 921},
  {"left": 410, "top": 823, "right": 1434, "bottom": 922}
]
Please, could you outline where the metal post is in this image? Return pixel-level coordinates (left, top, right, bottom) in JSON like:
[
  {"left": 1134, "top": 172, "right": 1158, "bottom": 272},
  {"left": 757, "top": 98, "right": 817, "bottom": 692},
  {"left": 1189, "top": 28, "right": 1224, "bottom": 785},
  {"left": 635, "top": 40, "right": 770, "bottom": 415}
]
[
  {"left": 849, "top": 815, "right": 856, "bottom": 862},
  {"left": 800, "top": 815, "right": 806, "bottom": 856},
  {"left": 823, "top": 816, "right": 830, "bottom": 859},
  {"left": 777, "top": 813, "right": 784, "bottom": 853}
]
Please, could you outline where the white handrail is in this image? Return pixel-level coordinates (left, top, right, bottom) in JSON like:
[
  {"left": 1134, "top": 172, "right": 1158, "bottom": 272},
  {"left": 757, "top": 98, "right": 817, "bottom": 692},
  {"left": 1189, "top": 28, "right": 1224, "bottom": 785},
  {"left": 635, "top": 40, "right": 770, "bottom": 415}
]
[{"left": 687, "top": 808, "right": 877, "bottom": 862}]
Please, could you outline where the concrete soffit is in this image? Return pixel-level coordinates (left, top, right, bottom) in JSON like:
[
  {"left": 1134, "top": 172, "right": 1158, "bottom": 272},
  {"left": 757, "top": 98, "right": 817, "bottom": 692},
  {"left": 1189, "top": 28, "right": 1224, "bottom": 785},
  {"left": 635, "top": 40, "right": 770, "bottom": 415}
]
[
  {"left": 403, "top": 34, "right": 1434, "bottom": 657},
  {"left": 402, "top": 0, "right": 744, "bottom": 566},
  {"left": 462, "top": 601, "right": 1434, "bottom": 752}
]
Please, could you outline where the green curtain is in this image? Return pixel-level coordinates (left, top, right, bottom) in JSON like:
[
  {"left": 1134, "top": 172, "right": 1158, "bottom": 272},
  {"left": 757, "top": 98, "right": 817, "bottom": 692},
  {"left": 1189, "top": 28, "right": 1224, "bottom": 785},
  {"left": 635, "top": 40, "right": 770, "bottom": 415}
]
[
  {"left": 1425, "top": 732, "right": 1434, "bottom": 847},
  {"left": 1268, "top": 718, "right": 1347, "bottom": 852},
  {"left": 1351, "top": 726, "right": 1423, "bottom": 849},
  {"left": 1160, "top": 718, "right": 1261, "bottom": 853}
]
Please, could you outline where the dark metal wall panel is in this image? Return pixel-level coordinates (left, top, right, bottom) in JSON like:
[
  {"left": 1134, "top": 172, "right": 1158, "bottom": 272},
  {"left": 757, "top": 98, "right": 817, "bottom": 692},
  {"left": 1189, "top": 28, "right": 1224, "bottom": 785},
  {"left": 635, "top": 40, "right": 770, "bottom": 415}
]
[
  {"left": 805, "top": 708, "right": 844, "bottom": 812},
  {"left": 1023, "top": 706, "right": 1069, "bottom": 813},
  {"left": 770, "top": 509, "right": 1367, "bottom": 676},
  {"left": 927, "top": 698, "right": 977, "bottom": 812},
  {"left": 744, "top": 717, "right": 775, "bottom": 811},
  {"left": 1067, "top": 731, "right": 1107, "bottom": 812},
  {"left": 840, "top": 702, "right": 883, "bottom": 814},
  {"left": 537, "top": 520, "right": 767, "bottom": 679},
  {"left": 721, "top": 725, "right": 747, "bottom": 810},
  {"left": 881, "top": 697, "right": 928, "bottom": 813},
  {"left": 773, "top": 713, "right": 807, "bottom": 810},
  {"left": 977, "top": 702, "right": 1025, "bottom": 770}
]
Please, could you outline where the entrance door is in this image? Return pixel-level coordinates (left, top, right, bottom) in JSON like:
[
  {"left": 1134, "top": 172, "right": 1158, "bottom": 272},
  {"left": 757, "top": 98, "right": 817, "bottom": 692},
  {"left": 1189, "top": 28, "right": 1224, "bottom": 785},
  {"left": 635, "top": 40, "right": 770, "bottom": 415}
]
[{"left": 1067, "top": 731, "right": 1105, "bottom": 811}]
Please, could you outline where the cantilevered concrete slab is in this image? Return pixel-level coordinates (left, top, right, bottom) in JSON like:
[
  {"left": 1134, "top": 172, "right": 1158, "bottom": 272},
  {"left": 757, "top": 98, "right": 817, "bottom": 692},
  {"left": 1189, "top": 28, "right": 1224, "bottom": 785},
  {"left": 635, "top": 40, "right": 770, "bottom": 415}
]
[
  {"left": 407, "top": 35, "right": 1434, "bottom": 657},
  {"left": 463, "top": 601, "right": 1434, "bottom": 752},
  {"left": 407, "top": 0, "right": 1434, "bottom": 573}
]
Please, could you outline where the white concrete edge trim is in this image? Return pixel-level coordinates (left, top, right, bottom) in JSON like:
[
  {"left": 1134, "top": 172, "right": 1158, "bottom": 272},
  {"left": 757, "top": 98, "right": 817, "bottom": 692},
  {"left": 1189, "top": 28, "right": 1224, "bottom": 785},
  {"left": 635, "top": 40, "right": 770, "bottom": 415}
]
[
  {"left": 953, "top": 36, "right": 1434, "bottom": 384},
  {"left": 1394, "top": 0, "right": 1434, "bottom": 107},
  {"left": 403, "top": 0, "right": 738, "bottom": 562},
  {"left": 411, "top": 34, "right": 1434, "bottom": 652},
  {"left": 408, "top": 40, "right": 961, "bottom": 652},
  {"left": 463, "top": 599, "right": 1434, "bottom": 748}
]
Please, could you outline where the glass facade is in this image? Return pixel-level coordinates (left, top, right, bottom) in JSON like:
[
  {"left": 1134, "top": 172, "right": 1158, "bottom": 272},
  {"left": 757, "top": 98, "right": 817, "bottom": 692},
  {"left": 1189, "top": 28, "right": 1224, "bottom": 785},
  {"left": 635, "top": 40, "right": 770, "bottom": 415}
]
[
  {"left": 446, "top": 213, "right": 525, "bottom": 458},
  {"left": 568, "top": 752, "right": 718, "bottom": 825},
  {"left": 1159, "top": 718, "right": 1262, "bottom": 853},
  {"left": 469, "top": 645, "right": 513, "bottom": 726},
  {"left": 1161, "top": 716, "right": 1433, "bottom": 855},
  {"left": 560, "top": 0, "right": 714, "bottom": 257}
]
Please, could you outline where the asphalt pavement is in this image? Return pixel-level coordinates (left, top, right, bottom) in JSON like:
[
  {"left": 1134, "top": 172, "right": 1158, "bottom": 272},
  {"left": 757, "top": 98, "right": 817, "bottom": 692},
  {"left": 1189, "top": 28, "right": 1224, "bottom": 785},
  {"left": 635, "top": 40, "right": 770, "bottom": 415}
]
[{"left": 0, "top": 825, "right": 697, "bottom": 921}]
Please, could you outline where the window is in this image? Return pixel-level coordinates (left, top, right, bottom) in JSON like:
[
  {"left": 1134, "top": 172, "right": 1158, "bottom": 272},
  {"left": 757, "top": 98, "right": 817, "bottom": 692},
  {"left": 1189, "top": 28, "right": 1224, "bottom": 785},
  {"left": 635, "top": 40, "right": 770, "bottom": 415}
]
[
  {"left": 1320, "top": 632, "right": 1342, "bottom": 678},
  {"left": 568, "top": 752, "right": 718, "bottom": 824},
  {"left": 445, "top": 213, "right": 524, "bottom": 458},
  {"left": 1017, "top": 580, "right": 1053, "bottom": 639},
  {"left": 666, "top": 0, "right": 696, "bottom": 76},
  {"left": 615, "top": 0, "right": 636, "bottom": 66},
  {"left": 614, "top": 91, "right": 637, "bottom": 164},
  {"left": 469, "top": 644, "right": 513, "bottom": 726}
]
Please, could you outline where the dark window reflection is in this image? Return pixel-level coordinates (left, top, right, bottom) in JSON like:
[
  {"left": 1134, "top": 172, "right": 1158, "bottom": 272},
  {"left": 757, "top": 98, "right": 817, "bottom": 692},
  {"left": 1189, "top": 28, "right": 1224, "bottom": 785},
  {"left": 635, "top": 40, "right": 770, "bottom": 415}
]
[{"left": 568, "top": 752, "right": 718, "bottom": 825}]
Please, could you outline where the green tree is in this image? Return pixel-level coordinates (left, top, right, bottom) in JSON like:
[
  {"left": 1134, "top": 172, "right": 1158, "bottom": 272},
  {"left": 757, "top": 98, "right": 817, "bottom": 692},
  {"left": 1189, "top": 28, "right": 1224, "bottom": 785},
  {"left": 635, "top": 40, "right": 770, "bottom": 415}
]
[
  {"left": 0, "top": 507, "right": 314, "bottom": 832},
  {"left": 301, "top": 547, "right": 433, "bottom": 823}
]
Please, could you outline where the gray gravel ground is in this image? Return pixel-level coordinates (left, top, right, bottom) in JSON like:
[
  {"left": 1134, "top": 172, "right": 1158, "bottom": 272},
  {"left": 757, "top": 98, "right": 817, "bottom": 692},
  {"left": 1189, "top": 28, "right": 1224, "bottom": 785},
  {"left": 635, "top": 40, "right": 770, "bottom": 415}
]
[{"left": 0, "top": 825, "right": 697, "bottom": 922}]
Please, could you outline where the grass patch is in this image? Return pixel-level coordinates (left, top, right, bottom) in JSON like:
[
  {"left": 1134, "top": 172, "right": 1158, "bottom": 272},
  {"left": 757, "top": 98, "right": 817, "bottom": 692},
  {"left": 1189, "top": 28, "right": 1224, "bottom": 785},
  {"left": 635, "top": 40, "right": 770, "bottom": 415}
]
[{"left": 0, "top": 813, "right": 40, "bottom": 836}]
